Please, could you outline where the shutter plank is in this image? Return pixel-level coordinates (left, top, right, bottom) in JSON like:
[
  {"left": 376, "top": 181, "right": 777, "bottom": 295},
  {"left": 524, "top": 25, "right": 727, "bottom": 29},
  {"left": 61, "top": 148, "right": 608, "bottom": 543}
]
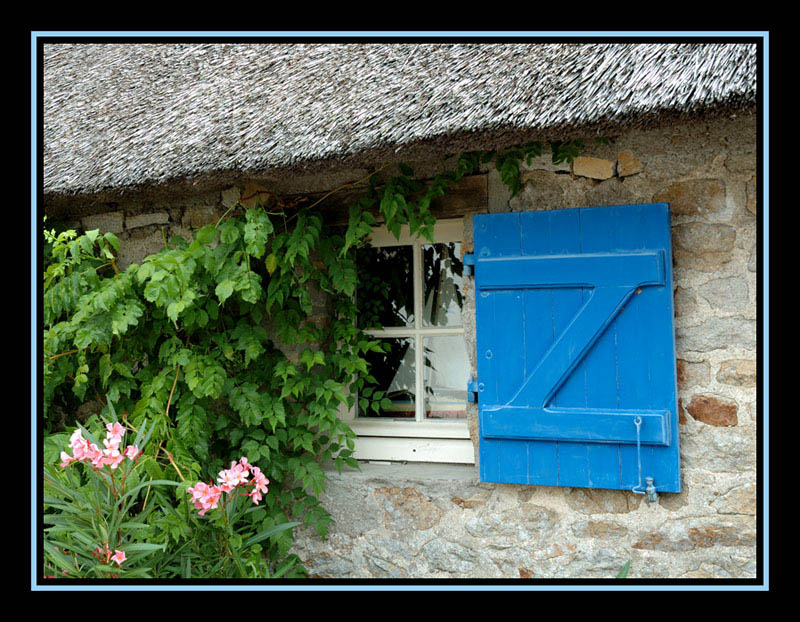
[
  {"left": 475, "top": 212, "right": 523, "bottom": 483},
  {"left": 610, "top": 206, "right": 653, "bottom": 489},
  {"left": 636, "top": 205, "right": 681, "bottom": 492},
  {"left": 546, "top": 208, "right": 589, "bottom": 488},
  {"left": 492, "top": 213, "right": 528, "bottom": 484},
  {"left": 578, "top": 206, "right": 623, "bottom": 489},
  {"left": 520, "top": 211, "right": 559, "bottom": 486}
]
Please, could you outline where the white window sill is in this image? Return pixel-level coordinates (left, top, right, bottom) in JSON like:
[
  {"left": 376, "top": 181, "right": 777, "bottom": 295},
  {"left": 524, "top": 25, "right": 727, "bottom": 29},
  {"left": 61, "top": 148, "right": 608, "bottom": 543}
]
[{"left": 323, "top": 460, "right": 480, "bottom": 483}]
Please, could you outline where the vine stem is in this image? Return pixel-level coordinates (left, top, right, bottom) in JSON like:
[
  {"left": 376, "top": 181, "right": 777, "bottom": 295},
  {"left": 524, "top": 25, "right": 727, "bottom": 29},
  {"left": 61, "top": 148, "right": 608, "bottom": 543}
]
[
  {"left": 165, "top": 364, "right": 181, "bottom": 421},
  {"left": 214, "top": 205, "right": 238, "bottom": 229},
  {"left": 220, "top": 496, "right": 247, "bottom": 577},
  {"left": 286, "top": 163, "right": 395, "bottom": 225},
  {"left": 48, "top": 349, "right": 79, "bottom": 361},
  {"left": 142, "top": 363, "right": 183, "bottom": 507},
  {"left": 141, "top": 443, "right": 160, "bottom": 512},
  {"left": 162, "top": 445, "right": 186, "bottom": 482}
]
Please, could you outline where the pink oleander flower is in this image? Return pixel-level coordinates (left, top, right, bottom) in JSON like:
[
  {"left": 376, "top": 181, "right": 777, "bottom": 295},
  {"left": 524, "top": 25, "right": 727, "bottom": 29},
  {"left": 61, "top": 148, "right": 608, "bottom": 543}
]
[
  {"left": 187, "top": 481, "right": 223, "bottom": 515},
  {"left": 69, "top": 428, "right": 84, "bottom": 449},
  {"left": 217, "top": 460, "right": 250, "bottom": 492},
  {"left": 88, "top": 443, "right": 106, "bottom": 468},
  {"left": 106, "top": 422, "right": 126, "bottom": 438},
  {"left": 247, "top": 465, "right": 269, "bottom": 505},
  {"left": 70, "top": 438, "right": 90, "bottom": 461},
  {"left": 216, "top": 473, "right": 237, "bottom": 493},
  {"left": 110, "top": 550, "right": 126, "bottom": 566},
  {"left": 61, "top": 423, "right": 137, "bottom": 471},
  {"left": 250, "top": 466, "right": 269, "bottom": 491},
  {"left": 102, "top": 447, "right": 125, "bottom": 469},
  {"left": 103, "top": 437, "right": 121, "bottom": 451},
  {"left": 123, "top": 445, "right": 141, "bottom": 460},
  {"left": 188, "top": 457, "right": 267, "bottom": 513}
]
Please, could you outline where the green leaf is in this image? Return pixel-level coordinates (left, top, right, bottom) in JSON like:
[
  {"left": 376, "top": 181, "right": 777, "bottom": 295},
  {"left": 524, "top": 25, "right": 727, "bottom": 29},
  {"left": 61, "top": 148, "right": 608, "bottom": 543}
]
[
  {"left": 616, "top": 560, "right": 631, "bottom": 578},
  {"left": 219, "top": 221, "right": 240, "bottom": 244},
  {"left": 215, "top": 280, "right": 235, "bottom": 303},
  {"left": 242, "top": 522, "right": 302, "bottom": 549},
  {"left": 99, "top": 353, "right": 112, "bottom": 388},
  {"left": 104, "top": 232, "right": 120, "bottom": 251},
  {"left": 265, "top": 253, "right": 278, "bottom": 276},
  {"left": 195, "top": 225, "right": 217, "bottom": 245},
  {"left": 123, "top": 543, "right": 166, "bottom": 553}
]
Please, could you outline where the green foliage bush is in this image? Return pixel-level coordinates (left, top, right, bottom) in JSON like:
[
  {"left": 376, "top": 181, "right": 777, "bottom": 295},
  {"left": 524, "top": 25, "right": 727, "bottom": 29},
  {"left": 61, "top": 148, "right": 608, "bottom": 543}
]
[{"left": 42, "top": 141, "right": 594, "bottom": 578}]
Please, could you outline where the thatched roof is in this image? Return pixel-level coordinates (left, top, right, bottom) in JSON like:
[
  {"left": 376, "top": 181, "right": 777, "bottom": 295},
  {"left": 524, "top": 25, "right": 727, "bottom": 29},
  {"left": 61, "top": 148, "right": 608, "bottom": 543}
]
[{"left": 43, "top": 42, "right": 756, "bottom": 207}]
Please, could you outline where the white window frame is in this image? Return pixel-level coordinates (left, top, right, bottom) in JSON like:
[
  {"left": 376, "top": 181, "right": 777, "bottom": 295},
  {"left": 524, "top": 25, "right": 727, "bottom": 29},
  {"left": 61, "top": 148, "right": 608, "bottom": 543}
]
[{"left": 339, "top": 217, "right": 475, "bottom": 464}]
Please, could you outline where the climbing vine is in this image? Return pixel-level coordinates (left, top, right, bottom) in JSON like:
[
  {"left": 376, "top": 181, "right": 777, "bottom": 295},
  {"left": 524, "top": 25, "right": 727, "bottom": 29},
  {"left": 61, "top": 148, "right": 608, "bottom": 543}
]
[{"left": 42, "top": 138, "right": 598, "bottom": 575}]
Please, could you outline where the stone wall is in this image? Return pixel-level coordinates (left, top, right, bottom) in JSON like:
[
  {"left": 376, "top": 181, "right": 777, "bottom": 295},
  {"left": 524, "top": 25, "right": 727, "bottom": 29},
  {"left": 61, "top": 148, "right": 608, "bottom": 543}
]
[
  {"left": 50, "top": 111, "right": 759, "bottom": 579},
  {"left": 291, "top": 112, "right": 759, "bottom": 579}
]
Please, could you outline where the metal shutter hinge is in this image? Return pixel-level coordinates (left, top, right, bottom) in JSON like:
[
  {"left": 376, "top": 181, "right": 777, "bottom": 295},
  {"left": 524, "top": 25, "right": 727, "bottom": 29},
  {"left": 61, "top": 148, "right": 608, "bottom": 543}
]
[
  {"left": 463, "top": 253, "right": 475, "bottom": 276},
  {"left": 467, "top": 377, "right": 479, "bottom": 403}
]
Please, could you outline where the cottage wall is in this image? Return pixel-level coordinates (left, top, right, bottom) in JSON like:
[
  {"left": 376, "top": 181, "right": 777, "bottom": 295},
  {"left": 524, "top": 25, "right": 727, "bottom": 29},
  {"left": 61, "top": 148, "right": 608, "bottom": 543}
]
[{"left": 52, "top": 111, "right": 759, "bottom": 579}]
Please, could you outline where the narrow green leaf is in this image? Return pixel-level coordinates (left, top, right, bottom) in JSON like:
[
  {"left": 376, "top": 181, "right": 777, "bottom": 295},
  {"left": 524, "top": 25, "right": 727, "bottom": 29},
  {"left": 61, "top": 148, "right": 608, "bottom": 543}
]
[{"left": 242, "top": 521, "right": 302, "bottom": 549}]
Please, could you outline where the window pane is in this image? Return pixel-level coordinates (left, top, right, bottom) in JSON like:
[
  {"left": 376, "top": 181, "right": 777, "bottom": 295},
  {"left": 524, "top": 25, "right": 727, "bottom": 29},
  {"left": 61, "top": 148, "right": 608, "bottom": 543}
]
[
  {"left": 423, "top": 336, "right": 469, "bottom": 419},
  {"left": 358, "top": 337, "right": 416, "bottom": 418},
  {"left": 356, "top": 245, "right": 414, "bottom": 329},
  {"left": 422, "top": 242, "right": 464, "bottom": 327}
]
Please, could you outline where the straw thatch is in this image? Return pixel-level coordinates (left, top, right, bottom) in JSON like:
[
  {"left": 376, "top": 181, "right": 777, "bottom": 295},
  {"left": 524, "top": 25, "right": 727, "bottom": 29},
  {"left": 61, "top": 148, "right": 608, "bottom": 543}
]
[{"left": 43, "top": 42, "right": 756, "bottom": 206}]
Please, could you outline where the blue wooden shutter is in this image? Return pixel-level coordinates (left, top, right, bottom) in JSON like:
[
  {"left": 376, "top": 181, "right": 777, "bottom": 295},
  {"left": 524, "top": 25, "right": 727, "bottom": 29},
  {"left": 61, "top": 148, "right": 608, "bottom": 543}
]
[{"left": 472, "top": 203, "right": 680, "bottom": 494}]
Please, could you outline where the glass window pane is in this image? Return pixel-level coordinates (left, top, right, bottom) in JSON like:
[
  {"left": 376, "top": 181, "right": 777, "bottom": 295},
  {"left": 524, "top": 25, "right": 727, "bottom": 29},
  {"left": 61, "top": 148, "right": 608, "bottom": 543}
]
[
  {"left": 422, "top": 336, "right": 469, "bottom": 419},
  {"left": 422, "top": 242, "right": 464, "bottom": 327},
  {"left": 356, "top": 245, "right": 414, "bottom": 329},
  {"left": 358, "top": 337, "right": 416, "bottom": 419}
]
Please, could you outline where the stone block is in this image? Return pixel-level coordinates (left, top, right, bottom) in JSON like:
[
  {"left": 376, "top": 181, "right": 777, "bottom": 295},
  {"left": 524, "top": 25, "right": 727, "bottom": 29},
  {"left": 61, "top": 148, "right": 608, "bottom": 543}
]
[
  {"left": 616, "top": 151, "right": 644, "bottom": 177},
  {"left": 725, "top": 151, "right": 757, "bottom": 174},
  {"left": 676, "top": 359, "right": 710, "bottom": 389},
  {"left": 673, "top": 286, "right": 697, "bottom": 318},
  {"left": 632, "top": 518, "right": 756, "bottom": 552},
  {"left": 583, "top": 177, "right": 633, "bottom": 206},
  {"left": 746, "top": 175, "right": 757, "bottom": 215},
  {"left": 716, "top": 359, "right": 756, "bottom": 387},
  {"left": 515, "top": 170, "right": 566, "bottom": 211},
  {"left": 221, "top": 186, "right": 241, "bottom": 208},
  {"left": 564, "top": 488, "right": 642, "bottom": 514},
  {"left": 125, "top": 212, "right": 169, "bottom": 229},
  {"left": 572, "top": 156, "right": 616, "bottom": 180},
  {"left": 182, "top": 205, "right": 224, "bottom": 229},
  {"left": 81, "top": 211, "right": 124, "bottom": 234},
  {"left": 375, "top": 487, "right": 443, "bottom": 532},
  {"left": 698, "top": 276, "right": 749, "bottom": 310},
  {"left": 680, "top": 425, "right": 755, "bottom": 472},
  {"left": 116, "top": 229, "right": 168, "bottom": 270},
  {"left": 711, "top": 482, "right": 756, "bottom": 515},
  {"left": 685, "top": 394, "right": 738, "bottom": 426},
  {"left": 676, "top": 316, "right": 756, "bottom": 352},
  {"left": 421, "top": 539, "right": 478, "bottom": 574},
  {"left": 672, "top": 223, "right": 736, "bottom": 272},
  {"left": 653, "top": 179, "right": 725, "bottom": 215},
  {"left": 570, "top": 519, "right": 628, "bottom": 539}
]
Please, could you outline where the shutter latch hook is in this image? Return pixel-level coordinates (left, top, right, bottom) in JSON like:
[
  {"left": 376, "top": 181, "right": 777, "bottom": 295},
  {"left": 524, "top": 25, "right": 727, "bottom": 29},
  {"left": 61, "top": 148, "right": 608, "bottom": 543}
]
[{"left": 631, "top": 416, "right": 659, "bottom": 503}]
